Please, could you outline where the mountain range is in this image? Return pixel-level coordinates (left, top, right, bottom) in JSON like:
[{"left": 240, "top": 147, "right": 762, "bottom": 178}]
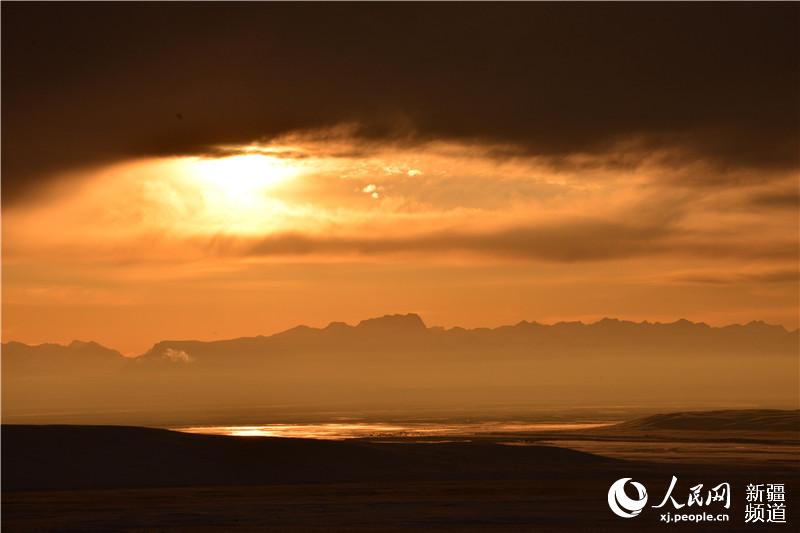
[{"left": 3, "top": 314, "right": 798, "bottom": 423}]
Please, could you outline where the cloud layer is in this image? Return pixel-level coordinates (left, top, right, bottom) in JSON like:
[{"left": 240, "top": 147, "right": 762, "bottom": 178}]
[
  {"left": 3, "top": 3, "right": 798, "bottom": 205},
  {"left": 3, "top": 4, "right": 798, "bottom": 352}
]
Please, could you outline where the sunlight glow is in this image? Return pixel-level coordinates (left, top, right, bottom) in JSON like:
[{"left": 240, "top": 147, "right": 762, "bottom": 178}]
[
  {"left": 162, "top": 154, "right": 305, "bottom": 234},
  {"left": 190, "top": 154, "right": 297, "bottom": 207},
  {"left": 176, "top": 422, "right": 617, "bottom": 440}
]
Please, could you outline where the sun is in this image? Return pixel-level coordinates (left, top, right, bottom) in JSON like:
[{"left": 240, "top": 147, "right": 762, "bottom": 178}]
[
  {"left": 190, "top": 154, "right": 297, "bottom": 206},
  {"left": 160, "top": 153, "right": 304, "bottom": 234}
]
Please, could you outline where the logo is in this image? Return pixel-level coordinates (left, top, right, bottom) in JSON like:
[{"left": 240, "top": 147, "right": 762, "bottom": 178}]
[
  {"left": 606, "top": 476, "right": 740, "bottom": 523},
  {"left": 608, "top": 477, "right": 649, "bottom": 518}
]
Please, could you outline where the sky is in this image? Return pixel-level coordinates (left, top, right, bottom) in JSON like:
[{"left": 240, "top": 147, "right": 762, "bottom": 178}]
[{"left": 2, "top": 3, "right": 798, "bottom": 354}]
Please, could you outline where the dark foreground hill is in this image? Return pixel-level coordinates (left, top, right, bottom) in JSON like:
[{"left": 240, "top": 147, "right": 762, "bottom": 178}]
[
  {"left": 2, "top": 424, "right": 618, "bottom": 492},
  {"left": 3, "top": 424, "right": 799, "bottom": 532}
]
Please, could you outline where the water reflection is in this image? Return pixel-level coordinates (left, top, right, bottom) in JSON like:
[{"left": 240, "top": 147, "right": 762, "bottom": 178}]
[{"left": 174, "top": 421, "right": 614, "bottom": 440}]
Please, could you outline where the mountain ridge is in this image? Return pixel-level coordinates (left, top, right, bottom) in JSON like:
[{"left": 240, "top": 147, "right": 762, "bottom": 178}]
[
  {"left": 3, "top": 313, "right": 797, "bottom": 420},
  {"left": 2, "top": 313, "right": 795, "bottom": 359}
]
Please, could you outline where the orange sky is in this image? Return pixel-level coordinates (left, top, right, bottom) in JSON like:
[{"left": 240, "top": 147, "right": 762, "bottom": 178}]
[{"left": 3, "top": 131, "right": 798, "bottom": 354}]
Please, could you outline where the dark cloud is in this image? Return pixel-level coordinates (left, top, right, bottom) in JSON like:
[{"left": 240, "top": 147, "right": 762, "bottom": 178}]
[
  {"left": 3, "top": 3, "right": 798, "bottom": 205},
  {"left": 748, "top": 190, "right": 800, "bottom": 210},
  {"left": 219, "top": 220, "right": 670, "bottom": 262},
  {"left": 669, "top": 268, "right": 800, "bottom": 285},
  {"left": 205, "top": 217, "right": 795, "bottom": 263}
]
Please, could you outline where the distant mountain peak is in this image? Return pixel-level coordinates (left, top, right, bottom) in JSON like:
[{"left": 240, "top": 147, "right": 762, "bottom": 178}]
[
  {"left": 744, "top": 320, "right": 786, "bottom": 332},
  {"left": 272, "top": 324, "right": 315, "bottom": 339},
  {"left": 325, "top": 321, "right": 351, "bottom": 331},
  {"left": 670, "top": 318, "right": 709, "bottom": 328},
  {"left": 356, "top": 313, "right": 427, "bottom": 331},
  {"left": 68, "top": 340, "right": 103, "bottom": 349}
]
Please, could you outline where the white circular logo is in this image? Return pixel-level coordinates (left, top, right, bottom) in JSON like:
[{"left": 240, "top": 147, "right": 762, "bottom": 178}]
[{"left": 608, "top": 477, "right": 648, "bottom": 518}]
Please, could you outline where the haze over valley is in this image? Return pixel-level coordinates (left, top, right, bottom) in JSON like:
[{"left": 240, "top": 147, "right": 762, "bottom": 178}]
[{"left": 4, "top": 314, "right": 796, "bottom": 426}]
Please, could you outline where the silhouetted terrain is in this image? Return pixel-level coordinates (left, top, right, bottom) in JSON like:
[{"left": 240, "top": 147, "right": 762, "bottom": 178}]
[
  {"left": 3, "top": 315, "right": 798, "bottom": 424},
  {"left": 1, "top": 340, "right": 124, "bottom": 376},
  {"left": 3, "top": 422, "right": 798, "bottom": 532},
  {"left": 1, "top": 425, "right": 620, "bottom": 491},
  {"left": 614, "top": 409, "right": 800, "bottom": 432},
  {"left": 525, "top": 409, "right": 800, "bottom": 467}
]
